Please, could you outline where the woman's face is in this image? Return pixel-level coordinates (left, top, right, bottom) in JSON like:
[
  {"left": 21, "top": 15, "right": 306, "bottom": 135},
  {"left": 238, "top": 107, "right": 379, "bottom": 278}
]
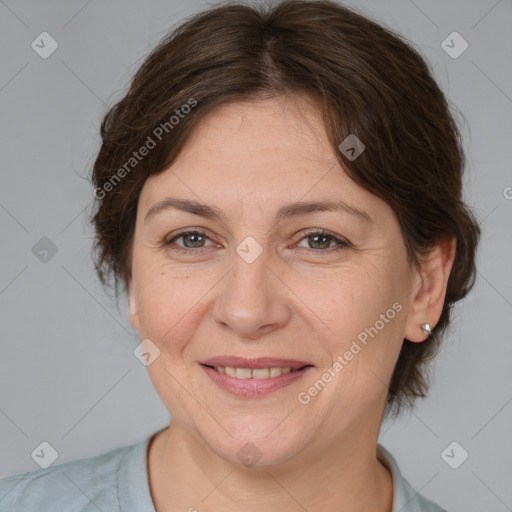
[{"left": 129, "top": 95, "right": 422, "bottom": 467}]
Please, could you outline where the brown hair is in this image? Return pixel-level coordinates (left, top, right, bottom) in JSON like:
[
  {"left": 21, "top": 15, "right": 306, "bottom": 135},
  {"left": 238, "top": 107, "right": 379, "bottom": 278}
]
[{"left": 90, "top": 0, "right": 480, "bottom": 417}]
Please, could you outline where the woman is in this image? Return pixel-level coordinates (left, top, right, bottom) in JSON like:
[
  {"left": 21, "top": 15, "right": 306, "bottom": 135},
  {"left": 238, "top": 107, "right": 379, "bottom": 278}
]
[{"left": 0, "top": 1, "right": 480, "bottom": 510}]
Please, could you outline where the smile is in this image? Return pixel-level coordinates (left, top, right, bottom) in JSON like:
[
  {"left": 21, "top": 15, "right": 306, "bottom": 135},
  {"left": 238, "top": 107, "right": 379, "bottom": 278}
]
[
  {"left": 200, "top": 357, "right": 314, "bottom": 397},
  {"left": 206, "top": 365, "right": 304, "bottom": 378}
]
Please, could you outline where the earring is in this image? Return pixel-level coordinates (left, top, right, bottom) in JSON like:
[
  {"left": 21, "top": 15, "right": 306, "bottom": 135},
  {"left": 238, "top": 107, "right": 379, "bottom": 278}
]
[{"left": 421, "top": 323, "right": 432, "bottom": 336}]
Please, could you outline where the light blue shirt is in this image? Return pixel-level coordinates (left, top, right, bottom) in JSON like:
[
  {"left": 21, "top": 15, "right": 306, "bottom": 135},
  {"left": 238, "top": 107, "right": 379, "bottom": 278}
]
[{"left": 0, "top": 432, "right": 447, "bottom": 511}]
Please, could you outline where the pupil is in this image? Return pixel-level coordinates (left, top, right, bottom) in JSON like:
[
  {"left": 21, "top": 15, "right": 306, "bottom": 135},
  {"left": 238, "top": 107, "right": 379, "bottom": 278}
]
[
  {"left": 186, "top": 234, "right": 203, "bottom": 247},
  {"left": 312, "top": 235, "right": 329, "bottom": 249}
]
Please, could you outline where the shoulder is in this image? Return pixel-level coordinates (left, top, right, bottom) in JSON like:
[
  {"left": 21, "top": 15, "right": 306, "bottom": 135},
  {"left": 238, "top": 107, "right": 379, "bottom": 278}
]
[
  {"left": 0, "top": 442, "right": 134, "bottom": 512},
  {"left": 377, "top": 444, "right": 448, "bottom": 512}
]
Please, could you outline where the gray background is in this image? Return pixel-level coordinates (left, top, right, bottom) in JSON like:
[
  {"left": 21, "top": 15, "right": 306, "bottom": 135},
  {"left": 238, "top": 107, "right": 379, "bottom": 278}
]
[{"left": 1, "top": 0, "right": 511, "bottom": 510}]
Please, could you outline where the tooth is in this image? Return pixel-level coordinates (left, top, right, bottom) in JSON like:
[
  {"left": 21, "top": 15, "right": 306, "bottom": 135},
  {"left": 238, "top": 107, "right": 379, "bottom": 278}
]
[
  {"left": 225, "top": 366, "right": 236, "bottom": 377},
  {"left": 269, "top": 367, "right": 283, "bottom": 377},
  {"left": 235, "top": 368, "right": 253, "bottom": 379},
  {"left": 252, "top": 368, "right": 270, "bottom": 379},
  {"left": 213, "top": 365, "right": 299, "bottom": 378}
]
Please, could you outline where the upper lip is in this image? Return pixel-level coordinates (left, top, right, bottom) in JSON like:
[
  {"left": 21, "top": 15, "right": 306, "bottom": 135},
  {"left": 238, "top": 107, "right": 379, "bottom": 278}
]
[{"left": 200, "top": 356, "right": 313, "bottom": 369}]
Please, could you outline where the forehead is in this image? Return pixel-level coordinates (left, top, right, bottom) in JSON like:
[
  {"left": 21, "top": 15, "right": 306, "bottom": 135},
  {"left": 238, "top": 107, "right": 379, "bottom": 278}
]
[
  {"left": 138, "top": 96, "right": 383, "bottom": 222},
  {"left": 187, "top": 95, "right": 330, "bottom": 152}
]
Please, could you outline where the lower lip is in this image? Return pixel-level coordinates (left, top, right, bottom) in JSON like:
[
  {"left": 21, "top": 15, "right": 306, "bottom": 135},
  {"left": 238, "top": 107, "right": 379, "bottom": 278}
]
[{"left": 200, "top": 364, "right": 312, "bottom": 397}]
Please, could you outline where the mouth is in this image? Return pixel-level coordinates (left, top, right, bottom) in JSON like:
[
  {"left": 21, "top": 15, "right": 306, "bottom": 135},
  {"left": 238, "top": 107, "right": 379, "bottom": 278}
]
[
  {"left": 199, "top": 357, "right": 314, "bottom": 397},
  {"left": 201, "top": 364, "right": 309, "bottom": 378}
]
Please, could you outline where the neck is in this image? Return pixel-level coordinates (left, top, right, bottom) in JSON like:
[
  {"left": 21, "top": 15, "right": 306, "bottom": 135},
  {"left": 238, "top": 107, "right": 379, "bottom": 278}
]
[{"left": 147, "top": 422, "right": 393, "bottom": 512}]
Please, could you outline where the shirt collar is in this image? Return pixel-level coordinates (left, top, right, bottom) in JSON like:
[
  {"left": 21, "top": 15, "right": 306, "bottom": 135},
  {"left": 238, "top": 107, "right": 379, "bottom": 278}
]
[
  {"left": 377, "top": 443, "right": 438, "bottom": 511},
  {"left": 117, "top": 432, "right": 157, "bottom": 512}
]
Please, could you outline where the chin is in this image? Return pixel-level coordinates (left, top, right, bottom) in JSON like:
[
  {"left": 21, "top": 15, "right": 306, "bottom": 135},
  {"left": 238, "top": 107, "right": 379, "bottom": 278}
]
[{"left": 198, "top": 416, "right": 313, "bottom": 469}]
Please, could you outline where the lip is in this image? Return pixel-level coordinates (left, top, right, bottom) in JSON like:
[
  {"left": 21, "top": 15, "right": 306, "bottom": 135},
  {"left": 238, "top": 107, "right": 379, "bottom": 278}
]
[
  {"left": 200, "top": 356, "right": 314, "bottom": 398},
  {"left": 201, "top": 356, "right": 312, "bottom": 369}
]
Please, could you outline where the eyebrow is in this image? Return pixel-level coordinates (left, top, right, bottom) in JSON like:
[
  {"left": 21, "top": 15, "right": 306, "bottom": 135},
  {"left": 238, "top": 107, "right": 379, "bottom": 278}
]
[{"left": 144, "top": 197, "right": 374, "bottom": 225}]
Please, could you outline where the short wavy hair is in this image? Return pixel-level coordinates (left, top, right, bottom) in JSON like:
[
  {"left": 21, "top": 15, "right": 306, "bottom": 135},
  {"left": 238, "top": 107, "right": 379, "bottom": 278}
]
[{"left": 90, "top": 0, "right": 481, "bottom": 417}]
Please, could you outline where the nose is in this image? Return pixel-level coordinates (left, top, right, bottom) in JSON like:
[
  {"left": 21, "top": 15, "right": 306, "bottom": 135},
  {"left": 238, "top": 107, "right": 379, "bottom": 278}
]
[{"left": 212, "top": 247, "right": 292, "bottom": 340}]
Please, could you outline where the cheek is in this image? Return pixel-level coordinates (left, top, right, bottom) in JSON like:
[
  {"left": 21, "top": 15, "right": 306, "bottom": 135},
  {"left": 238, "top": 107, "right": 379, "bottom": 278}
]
[
  {"left": 133, "top": 263, "right": 215, "bottom": 352},
  {"left": 305, "top": 259, "right": 407, "bottom": 387},
  {"left": 309, "top": 262, "right": 401, "bottom": 334},
  {"left": 133, "top": 268, "right": 213, "bottom": 422},
  {"left": 298, "top": 277, "right": 405, "bottom": 420}
]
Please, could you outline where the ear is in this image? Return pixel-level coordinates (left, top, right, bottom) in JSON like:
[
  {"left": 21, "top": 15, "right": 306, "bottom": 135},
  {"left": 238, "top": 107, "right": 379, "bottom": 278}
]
[
  {"left": 404, "top": 237, "right": 457, "bottom": 342},
  {"left": 128, "top": 278, "right": 141, "bottom": 332}
]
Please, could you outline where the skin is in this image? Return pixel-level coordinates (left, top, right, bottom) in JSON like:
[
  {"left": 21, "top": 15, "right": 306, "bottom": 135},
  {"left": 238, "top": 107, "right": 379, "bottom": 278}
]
[{"left": 128, "top": 94, "right": 456, "bottom": 512}]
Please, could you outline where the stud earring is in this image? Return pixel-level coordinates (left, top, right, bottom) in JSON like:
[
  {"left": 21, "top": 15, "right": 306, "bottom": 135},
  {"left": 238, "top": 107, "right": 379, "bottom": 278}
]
[{"left": 421, "top": 323, "right": 432, "bottom": 336}]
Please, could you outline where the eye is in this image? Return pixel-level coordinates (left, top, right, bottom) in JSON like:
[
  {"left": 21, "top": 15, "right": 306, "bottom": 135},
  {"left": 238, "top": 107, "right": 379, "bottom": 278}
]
[
  {"left": 162, "top": 228, "right": 349, "bottom": 255},
  {"left": 295, "top": 229, "right": 349, "bottom": 251},
  {"left": 163, "top": 229, "right": 215, "bottom": 254}
]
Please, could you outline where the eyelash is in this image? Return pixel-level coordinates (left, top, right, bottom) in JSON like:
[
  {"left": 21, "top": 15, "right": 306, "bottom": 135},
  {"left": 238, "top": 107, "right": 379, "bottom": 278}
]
[{"left": 162, "top": 228, "right": 350, "bottom": 255}]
